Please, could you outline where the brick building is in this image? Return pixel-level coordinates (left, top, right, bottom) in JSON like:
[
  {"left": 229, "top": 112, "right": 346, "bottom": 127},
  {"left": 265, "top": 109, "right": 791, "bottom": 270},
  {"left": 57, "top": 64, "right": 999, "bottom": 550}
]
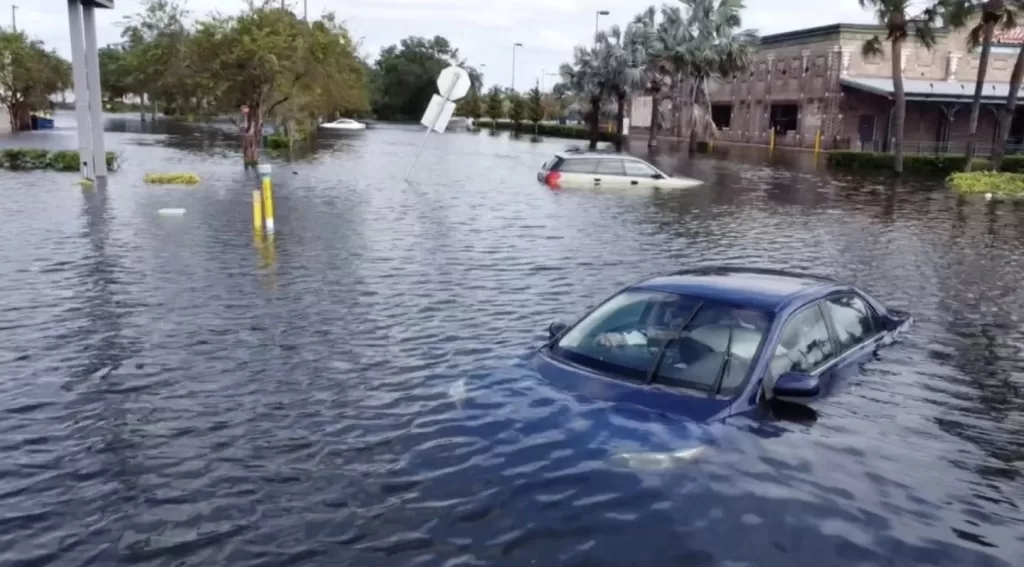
[{"left": 630, "top": 19, "right": 1024, "bottom": 153}]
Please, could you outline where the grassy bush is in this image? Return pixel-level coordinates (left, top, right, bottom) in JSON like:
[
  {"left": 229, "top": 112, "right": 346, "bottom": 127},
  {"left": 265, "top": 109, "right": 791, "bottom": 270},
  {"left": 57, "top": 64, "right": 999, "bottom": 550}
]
[
  {"left": 476, "top": 119, "right": 621, "bottom": 143},
  {"left": 143, "top": 172, "right": 200, "bottom": 185},
  {"left": 0, "top": 148, "right": 118, "bottom": 172},
  {"left": 827, "top": 151, "right": 1024, "bottom": 175},
  {"left": 947, "top": 171, "right": 1024, "bottom": 196}
]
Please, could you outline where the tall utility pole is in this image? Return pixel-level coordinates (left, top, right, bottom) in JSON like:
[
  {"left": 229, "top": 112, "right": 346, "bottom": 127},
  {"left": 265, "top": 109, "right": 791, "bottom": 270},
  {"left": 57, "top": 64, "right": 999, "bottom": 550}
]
[
  {"left": 303, "top": 0, "right": 307, "bottom": 20},
  {"left": 594, "top": 10, "right": 609, "bottom": 44},
  {"left": 12, "top": 5, "right": 17, "bottom": 32},
  {"left": 511, "top": 42, "right": 522, "bottom": 92}
]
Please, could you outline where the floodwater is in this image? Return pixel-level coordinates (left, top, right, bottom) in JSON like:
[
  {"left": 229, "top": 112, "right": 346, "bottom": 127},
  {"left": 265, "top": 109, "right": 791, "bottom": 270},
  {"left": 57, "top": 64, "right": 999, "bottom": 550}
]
[{"left": 0, "top": 113, "right": 1022, "bottom": 566}]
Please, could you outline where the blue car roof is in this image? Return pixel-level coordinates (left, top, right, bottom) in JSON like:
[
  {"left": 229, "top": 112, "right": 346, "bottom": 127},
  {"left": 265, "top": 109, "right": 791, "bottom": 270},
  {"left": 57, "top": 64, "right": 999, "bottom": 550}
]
[{"left": 632, "top": 266, "right": 836, "bottom": 313}]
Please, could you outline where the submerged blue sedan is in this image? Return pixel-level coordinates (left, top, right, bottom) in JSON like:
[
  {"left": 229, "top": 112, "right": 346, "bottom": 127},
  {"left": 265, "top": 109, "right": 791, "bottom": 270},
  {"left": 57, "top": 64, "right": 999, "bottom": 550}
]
[{"left": 535, "top": 266, "right": 912, "bottom": 422}]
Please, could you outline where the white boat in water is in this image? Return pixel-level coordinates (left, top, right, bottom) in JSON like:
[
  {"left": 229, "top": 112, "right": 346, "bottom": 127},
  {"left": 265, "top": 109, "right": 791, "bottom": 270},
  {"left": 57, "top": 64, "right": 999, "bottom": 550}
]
[{"left": 320, "top": 118, "right": 367, "bottom": 131}]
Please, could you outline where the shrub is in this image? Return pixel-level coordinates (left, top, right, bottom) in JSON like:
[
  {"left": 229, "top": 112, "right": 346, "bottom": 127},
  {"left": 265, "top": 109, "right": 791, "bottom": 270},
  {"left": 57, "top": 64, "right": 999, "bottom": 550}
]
[
  {"left": 947, "top": 171, "right": 1024, "bottom": 196},
  {"left": 475, "top": 119, "right": 621, "bottom": 143},
  {"left": 265, "top": 134, "right": 289, "bottom": 150},
  {"left": 826, "top": 151, "right": 1024, "bottom": 175},
  {"left": 143, "top": 172, "right": 201, "bottom": 185},
  {"left": 0, "top": 148, "right": 119, "bottom": 172}
]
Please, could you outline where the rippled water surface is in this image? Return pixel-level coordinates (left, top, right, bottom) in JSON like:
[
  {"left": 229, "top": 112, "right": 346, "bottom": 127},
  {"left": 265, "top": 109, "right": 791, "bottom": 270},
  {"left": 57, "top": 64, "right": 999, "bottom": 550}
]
[{"left": 1, "top": 114, "right": 1022, "bottom": 566}]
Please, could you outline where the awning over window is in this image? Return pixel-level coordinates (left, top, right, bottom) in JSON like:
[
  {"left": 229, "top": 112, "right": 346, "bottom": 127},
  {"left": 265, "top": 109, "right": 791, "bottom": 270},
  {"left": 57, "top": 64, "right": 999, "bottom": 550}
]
[{"left": 840, "top": 77, "right": 1023, "bottom": 103}]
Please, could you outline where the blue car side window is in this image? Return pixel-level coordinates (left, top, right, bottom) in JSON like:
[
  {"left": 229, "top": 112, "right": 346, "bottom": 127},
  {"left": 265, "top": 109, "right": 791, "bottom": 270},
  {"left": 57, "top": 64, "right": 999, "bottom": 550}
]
[
  {"left": 823, "top": 295, "right": 875, "bottom": 353},
  {"left": 769, "top": 304, "right": 835, "bottom": 378}
]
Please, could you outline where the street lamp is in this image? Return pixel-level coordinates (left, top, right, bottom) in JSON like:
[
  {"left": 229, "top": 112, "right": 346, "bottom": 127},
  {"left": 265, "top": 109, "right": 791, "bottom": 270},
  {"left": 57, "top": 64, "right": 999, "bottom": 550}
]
[
  {"left": 511, "top": 42, "right": 523, "bottom": 92},
  {"left": 595, "top": 10, "right": 609, "bottom": 42}
]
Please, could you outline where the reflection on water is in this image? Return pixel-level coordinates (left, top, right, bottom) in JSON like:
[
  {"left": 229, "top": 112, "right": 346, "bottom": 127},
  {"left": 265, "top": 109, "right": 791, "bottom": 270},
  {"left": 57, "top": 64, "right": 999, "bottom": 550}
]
[{"left": 0, "top": 115, "right": 1022, "bottom": 566}]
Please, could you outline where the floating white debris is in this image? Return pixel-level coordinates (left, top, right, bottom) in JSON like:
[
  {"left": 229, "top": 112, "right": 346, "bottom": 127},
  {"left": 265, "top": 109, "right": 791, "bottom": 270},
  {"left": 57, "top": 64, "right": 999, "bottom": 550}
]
[
  {"left": 610, "top": 446, "right": 707, "bottom": 470},
  {"left": 158, "top": 208, "right": 186, "bottom": 216}
]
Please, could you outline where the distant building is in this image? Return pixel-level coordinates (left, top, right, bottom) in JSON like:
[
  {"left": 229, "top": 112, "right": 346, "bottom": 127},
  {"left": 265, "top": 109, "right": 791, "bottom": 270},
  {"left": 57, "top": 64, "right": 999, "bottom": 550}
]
[{"left": 631, "top": 19, "right": 1024, "bottom": 153}]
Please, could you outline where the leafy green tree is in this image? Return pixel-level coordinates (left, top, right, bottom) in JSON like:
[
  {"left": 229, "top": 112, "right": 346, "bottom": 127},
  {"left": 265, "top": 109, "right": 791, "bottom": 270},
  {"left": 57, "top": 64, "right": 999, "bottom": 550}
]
[
  {"left": 861, "top": 0, "right": 944, "bottom": 174},
  {"left": 119, "top": 0, "right": 191, "bottom": 120},
  {"left": 98, "top": 45, "right": 131, "bottom": 102},
  {"left": 508, "top": 91, "right": 525, "bottom": 130},
  {"left": 485, "top": 85, "right": 504, "bottom": 125},
  {"left": 527, "top": 83, "right": 544, "bottom": 132},
  {"left": 370, "top": 35, "right": 477, "bottom": 120},
  {"left": 0, "top": 31, "right": 70, "bottom": 131},
  {"left": 459, "top": 87, "right": 483, "bottom": 127}
]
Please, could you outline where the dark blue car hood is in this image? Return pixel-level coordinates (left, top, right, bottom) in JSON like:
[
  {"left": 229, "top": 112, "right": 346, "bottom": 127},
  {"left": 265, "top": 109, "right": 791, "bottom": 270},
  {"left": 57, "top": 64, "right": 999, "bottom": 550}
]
[
  {"left": 530, "top": 350, "right": 733, "bottom": 424},
  {"left": 449, "top": 356, "right": 721, "bottom": 466}
]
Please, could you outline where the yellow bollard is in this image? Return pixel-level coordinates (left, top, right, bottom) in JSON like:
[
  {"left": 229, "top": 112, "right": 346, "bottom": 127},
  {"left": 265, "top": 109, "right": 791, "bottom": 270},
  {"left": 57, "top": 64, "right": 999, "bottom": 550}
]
[
  {"left": 769, "top": 129, "right": 776, "bottom": 152},
  {"left": 257, "top": 164, "right": 275, "bottom": 234},
  {"left": 708, "top": 140, "right": 714, "bottom": 152},
  {"left": 814, "top": 130, "right": 821, "bottom": 155},
  {"left": 252, "top": 189, "right": 263, "bottom": 233}
]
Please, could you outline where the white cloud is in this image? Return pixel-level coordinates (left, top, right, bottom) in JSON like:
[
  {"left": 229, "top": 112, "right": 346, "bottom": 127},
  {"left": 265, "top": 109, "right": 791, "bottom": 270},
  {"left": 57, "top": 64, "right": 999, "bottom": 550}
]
[{"left": 22, "top": 0, "right": 877, "bottom": 92}]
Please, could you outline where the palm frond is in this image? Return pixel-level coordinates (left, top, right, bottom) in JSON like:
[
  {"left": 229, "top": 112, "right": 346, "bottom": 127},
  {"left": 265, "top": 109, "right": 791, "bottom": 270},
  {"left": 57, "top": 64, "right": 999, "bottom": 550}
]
[{"left": 862, "top": 35, "right": 885, "bottom": 58}]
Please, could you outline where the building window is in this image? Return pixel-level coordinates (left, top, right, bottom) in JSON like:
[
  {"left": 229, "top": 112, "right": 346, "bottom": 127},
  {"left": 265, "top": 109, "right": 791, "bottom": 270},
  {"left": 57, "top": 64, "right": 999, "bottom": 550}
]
[
  {"left": 711, "top": 104, "right": 732, "bottom": 129},
  {"left": 769, "top": 104, "right": 799, "bottom": 133}
]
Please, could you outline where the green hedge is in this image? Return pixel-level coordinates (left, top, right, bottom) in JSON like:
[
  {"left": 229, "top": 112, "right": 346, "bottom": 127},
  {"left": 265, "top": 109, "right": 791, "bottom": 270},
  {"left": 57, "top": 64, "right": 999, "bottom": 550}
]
[
  {"left": 475, "top": 119, "right": 621, "bottom": 143},
  {"left": 0, "top": 148, "right": 118, "bottom": 172},
  {"left": 947, "top": 171, "right": 1024, "bottom": 196},
  {"left": 826, "top": 151, "right": 1024, "bottom": 175}
]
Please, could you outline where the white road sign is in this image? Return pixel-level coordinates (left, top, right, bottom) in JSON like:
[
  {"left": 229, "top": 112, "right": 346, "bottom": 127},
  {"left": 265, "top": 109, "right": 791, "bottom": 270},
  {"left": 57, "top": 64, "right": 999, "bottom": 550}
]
[
  {"left": 436, "top": 66, "right": 471, "bottom": 101},
  {"left": 406, "top": 65, "right": 473, "bottom": 179},
  {"left": 420, "top": 94, "right": 457, "bottom": 134}
]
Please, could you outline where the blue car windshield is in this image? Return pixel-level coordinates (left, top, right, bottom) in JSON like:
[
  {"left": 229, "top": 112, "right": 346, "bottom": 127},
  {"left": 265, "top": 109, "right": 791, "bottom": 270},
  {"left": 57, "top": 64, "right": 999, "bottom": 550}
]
[{"left": 552, "top": 289, "right": 773, "bottom": 395}]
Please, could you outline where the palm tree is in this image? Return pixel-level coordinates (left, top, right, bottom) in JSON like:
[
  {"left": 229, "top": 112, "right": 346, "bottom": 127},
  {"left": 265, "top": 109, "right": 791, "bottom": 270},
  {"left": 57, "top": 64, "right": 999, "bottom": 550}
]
[
  {"left": 559, "top": 45, "right": 606, "bottom": 150},
  {"left": 630, "top": 5, "right": 685, "bottom": 148},
  {"left": 963, "top": 0, "right": 1012, "bottom": 171},
  {"left": 860, "top": 0, "right": 944, "bottom": 175},
  {"left": 981, "top": 1, "right": 1024, "bottom": 169},
  {"left": 596, "top": 24, "right": 646, "bottom": 151},
  {"left": 681, "top": 0, "right": 757, "bottom": 155},
  {"left": 658, "top": 4, "right": 694, "bottom": 138}
]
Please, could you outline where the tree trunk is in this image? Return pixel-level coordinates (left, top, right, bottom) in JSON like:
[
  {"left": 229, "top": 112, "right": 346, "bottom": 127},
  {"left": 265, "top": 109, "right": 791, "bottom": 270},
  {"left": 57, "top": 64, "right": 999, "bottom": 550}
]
[
  {"left": 243, "top": 105, "right": 263, "bottom": 166},
  {"left": 891, "top": 36, "right": 906, "bottom": 175},
  {"left": 991, "top": 45, "right": 1024, "bottom": 170},
  {"left": 670, "top": 75, "right": 682, "bottom": 137},
  {"left": 648, "top": 86, "right": 660, "bottom": 148},
  {"left": 588, "top": 96, "right": 601, "bottom": 150},
  {"left": 615, "top": 91, "right": 626, "bottom": 152},
  {"left": 687, "top": 79, "right": 699, "bottom": 155},
  {"left": 11, "top": 102, "right": 31, "bottom": 131},
  {"left": 964, "top": 21, "right": 996, "bottom": 171}
]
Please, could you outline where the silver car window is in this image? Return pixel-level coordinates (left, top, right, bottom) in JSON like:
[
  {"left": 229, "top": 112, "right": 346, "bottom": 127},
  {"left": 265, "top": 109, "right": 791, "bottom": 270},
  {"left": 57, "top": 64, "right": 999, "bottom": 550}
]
[{"left": 623, "top": 160, "right": 659, "bottom": 177}]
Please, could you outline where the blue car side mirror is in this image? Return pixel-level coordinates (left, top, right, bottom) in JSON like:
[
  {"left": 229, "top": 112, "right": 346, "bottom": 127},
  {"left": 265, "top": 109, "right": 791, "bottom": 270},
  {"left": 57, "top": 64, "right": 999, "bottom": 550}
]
[
  {"left": 548, "top": 321, "right": 568, "bottom": 340},
  {"left": 773, "top": 372, "right": 820, "bottom": 398}
]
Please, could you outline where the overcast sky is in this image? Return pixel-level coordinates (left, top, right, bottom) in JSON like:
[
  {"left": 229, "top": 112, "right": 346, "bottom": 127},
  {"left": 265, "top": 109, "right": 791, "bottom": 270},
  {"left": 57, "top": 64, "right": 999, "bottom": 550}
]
[{"left": 18, "top": 0, "right": 876, "bottom": 91}]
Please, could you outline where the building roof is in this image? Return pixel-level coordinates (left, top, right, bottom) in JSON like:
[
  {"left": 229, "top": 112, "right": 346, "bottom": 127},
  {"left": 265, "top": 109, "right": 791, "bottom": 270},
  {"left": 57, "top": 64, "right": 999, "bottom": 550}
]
[
  {"left": 761, "top": 23, "right": 880, "bottom": 47},
  {"left": 633, "top": 266, "right": 834, "bottom": 312},
  {"left": 841, "top": 77, "right": 1022, "bottom": 103}
]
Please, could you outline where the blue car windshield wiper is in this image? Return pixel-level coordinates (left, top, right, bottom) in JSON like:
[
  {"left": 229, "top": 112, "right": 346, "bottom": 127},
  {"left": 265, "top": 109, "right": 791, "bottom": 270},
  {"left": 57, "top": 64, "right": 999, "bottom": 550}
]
[
  {"left": 645, "top": 302, "right": 703, "bottom": 385},
  {"left": 710, "top": 325, "right": 734, "bottom": 396}
]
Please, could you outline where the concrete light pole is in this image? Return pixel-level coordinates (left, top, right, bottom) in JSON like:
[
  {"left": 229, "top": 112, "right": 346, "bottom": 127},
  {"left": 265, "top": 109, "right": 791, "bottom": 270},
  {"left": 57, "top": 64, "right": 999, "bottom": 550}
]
[
  {"left": 511, "top": 43, "right": 522, "bottom": 92},
  {"left": 595, "top": 10, "right": 609, "bottom": 44},
  {"left": 66, "top": 0, "right": 113, "bottom": 181}
]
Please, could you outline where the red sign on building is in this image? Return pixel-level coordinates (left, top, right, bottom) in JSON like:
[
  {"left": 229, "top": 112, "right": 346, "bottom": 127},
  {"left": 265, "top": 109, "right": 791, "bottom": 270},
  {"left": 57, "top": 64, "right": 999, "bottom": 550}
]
[{"left": 994, "top": 28, "right": 1024, "bottom": 44}]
